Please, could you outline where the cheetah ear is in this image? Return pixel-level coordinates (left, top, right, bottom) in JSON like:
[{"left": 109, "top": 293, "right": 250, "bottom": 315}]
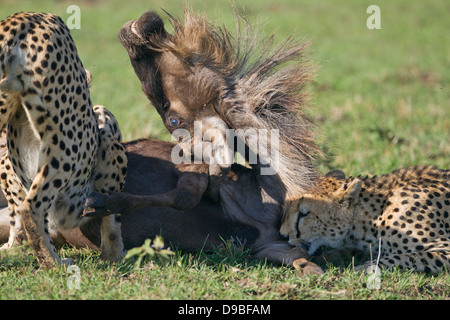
[
  {"left": 325, "top": 169, "right": 346, "bottom": 180},
  {"left": 282, "top": 197, "right": 302, "bottom": 220},
  {"left": 336, "top": 179, "right": 362, "bottom": 207}
]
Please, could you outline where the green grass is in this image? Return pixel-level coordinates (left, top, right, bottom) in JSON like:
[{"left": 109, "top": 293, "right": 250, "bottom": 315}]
[
  {"left": 1, "top": 241, "right": 450, "bottom": 300},
  {"left": 1, "top": 242, "right": 449, "bottom": 300},
  {"left": 0, "top": 0, "right": 449, "bottom": 300}
]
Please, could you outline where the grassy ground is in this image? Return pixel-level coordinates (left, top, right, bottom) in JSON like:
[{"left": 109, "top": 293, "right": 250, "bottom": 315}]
[
  {"left": 0, "top": 0, "right": 449, "bottom": 300},
  {"left": 1, "top": 242, "right": 449, "bottom": 300}
]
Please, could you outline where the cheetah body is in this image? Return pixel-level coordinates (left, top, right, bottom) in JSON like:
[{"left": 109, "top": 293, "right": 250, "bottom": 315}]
[
  {"left": 0, "top": 12, "right": 127, "bottom": 268},
  {"left": 281, "top": 165, "right": 450, "bottom": 273}
]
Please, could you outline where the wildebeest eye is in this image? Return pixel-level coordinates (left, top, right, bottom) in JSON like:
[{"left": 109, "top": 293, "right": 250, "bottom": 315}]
[{"left": 169, "top": 118, "right": 182, "bottom": 127}]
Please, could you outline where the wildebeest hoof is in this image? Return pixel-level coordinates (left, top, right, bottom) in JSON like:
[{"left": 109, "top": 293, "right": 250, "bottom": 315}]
[
  {"left": 293, "top": 258, "right": 324, "bottom": 275},
  {"left": 84, "top": 192, "right": 129, "bottom": 217}
]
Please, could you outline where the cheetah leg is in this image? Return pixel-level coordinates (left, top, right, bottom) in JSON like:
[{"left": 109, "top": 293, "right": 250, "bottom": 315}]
[
  {"left": 90, "top": 104, "right": 127, "bottom": 262},
  {"left": 18, "top": 204, "right": 59, "bottom": 268},
  {"left": 0, "top": 205, "right": 26, "bottom": 250},
  {"left": 408, "top": 240, "right": 450, "bottom": 273},
  {"left": 0, "top": 70, "right": 27, "bottom": 249},
  {"left": 0, "top": 156, "right": 27, "bottom": 249},
  {"left": 415, "top": 249, "right": 450, "bottom": 273},
  {"left": 99, "top": 214, "right": 126, "bottom": 261},
  {"left": 16, "top": 165, "right": 63, "bottom": 268},
  {"left": 360, "top": 242, "right": 450, "bottom": 274}
]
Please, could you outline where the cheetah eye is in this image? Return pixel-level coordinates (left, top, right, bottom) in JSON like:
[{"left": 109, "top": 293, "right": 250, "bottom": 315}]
[
  {"left": 299, "top": 209, "right": 310, "bottom": 218},
  {"left": 169, "top": 118, "right": 182, "bottom": 127}
]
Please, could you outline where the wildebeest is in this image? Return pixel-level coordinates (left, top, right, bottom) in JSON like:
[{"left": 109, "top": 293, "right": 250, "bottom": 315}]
[{"left": 1, "top": 9, "right": 324, "bottom": 274}]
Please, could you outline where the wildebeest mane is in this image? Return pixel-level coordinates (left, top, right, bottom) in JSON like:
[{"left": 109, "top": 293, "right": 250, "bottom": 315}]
[{"left": 147, "top": 8, "right": 319, "bottom": 197}]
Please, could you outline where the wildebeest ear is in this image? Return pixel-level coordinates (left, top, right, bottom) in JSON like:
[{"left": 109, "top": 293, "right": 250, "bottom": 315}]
[
  {"left": 135, "top": 11, "right": 167, "bottom": 41},
  {"left": 325, "top": 169, "right": 346, "bottom": 180}
]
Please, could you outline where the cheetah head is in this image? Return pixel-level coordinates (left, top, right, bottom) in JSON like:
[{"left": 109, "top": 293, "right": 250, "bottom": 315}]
[{"left": 280, "top": 177, "right": 362, "bottom": 254}]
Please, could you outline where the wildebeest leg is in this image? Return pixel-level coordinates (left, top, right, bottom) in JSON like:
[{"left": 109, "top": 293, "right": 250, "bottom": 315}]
[
  {"left": 219, "top": 184, "right": 324, "bottom": 275},
  {"left": 253, "top": 242, "right": 324, "bottom": 275},
  {"left": 85, "top": 162, "right": 209, "bottom": 216}
]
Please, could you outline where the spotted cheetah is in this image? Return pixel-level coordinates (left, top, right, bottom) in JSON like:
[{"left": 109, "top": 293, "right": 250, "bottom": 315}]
[
  {"left": 281, "top": 165, "right": 450, "bottom": 273},
  {"left": 0, "top": 12, "right": 127, "bottom": 268}
]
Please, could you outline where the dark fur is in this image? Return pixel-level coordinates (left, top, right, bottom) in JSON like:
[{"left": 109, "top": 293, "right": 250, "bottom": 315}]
[{"left": 81, "top": 139, "right": 319, "bottom": 269}]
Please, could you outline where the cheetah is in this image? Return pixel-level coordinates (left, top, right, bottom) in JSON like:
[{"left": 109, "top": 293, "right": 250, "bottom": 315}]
[
  {"left": 281, "top": 165, "right": 450, "bottom": 273},
  {"left": 0, "top": 12, "right": 127, "bottom": 268}
]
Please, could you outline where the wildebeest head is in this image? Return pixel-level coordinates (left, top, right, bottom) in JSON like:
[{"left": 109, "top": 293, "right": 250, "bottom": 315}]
[{"left": 119, "top": 8, "right": 318, "bottom": 197}]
